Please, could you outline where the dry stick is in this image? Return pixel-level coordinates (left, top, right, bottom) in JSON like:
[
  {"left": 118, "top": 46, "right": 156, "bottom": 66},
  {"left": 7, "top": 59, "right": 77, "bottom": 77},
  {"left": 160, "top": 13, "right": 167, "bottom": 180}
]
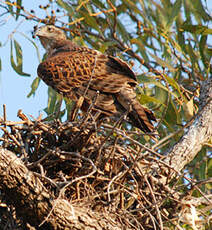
[
  {"left": 0, "top": 126, "right": 21, "bottom": 147},
  {"left": 33, "top": 171, "right": 59, "bottom": 189},
  {"left": 39, "top": 149, "right": 97, "bottom": 227},
  {"left": 107, "top": 0, "right": 117, "bottom": 37},
  {"left": 102, "top": 124, "right": 184, "bottom": 176},
  {"left": 144, "top": 176, "right": 163, "bottom": 230},
  {"left": 107, "top": 171, "right": 124, "bottom": 203},
  {"left": 124, "top": 147, "right": 164, "bottom": 229},
  {"left": 95, "top": 108, "right": 130, "bottom": 164},
  {"left": 27, "top": 150, "right": 53, "bottom": 169},
  {"left": 3, "top": 104, "right": 6, "bottom": 124},
  {"left": 61, "top": 94, "right": 100, "bottom": 151},
  {"left": 2, "top": 104, "right": 7, "bottom": 148}
]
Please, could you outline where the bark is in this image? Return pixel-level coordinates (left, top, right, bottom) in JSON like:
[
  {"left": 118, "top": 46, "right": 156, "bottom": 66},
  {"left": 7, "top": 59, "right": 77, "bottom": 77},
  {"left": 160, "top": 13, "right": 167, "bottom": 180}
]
[
  {"left": 0, "top": 148, "right": 124, "bottom": 229},
  {"left": 163, "top": 76, "right": 212, "bottom": 175}
]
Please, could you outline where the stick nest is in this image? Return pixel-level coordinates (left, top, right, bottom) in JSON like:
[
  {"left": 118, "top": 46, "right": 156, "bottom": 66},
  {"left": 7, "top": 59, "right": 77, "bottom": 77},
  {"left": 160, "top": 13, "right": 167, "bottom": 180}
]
[{"left": 0, "top": 110, "right": 183, "bottom": 229}]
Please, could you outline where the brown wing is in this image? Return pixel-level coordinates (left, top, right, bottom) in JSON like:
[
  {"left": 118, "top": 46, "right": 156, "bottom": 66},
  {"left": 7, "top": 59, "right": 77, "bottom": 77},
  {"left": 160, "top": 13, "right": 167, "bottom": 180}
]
[
  {"left": 37, "top": 47, "right": 137, "bottom": 113},
  {"left": 37, "top": 46, "right": 156, "bottom": 133}
]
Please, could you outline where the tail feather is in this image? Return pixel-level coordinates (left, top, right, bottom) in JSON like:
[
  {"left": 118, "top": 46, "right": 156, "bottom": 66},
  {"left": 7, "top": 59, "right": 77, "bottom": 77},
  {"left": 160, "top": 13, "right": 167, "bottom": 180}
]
[
  {"left": 116, "top": 87, "right": 156, "bottom": 133},
  {"left": 128, "top": 101, "right": 156, "bottom": 133}
]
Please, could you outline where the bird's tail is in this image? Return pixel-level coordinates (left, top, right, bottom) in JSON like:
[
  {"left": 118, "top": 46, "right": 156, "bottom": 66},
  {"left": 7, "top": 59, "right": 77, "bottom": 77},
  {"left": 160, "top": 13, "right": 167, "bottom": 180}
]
[
  {"left": 116, "top": 88, "right": 156, "bottom": 134},
  {"left": 128, "top": 100, "right": 156, "bottom": 133}
]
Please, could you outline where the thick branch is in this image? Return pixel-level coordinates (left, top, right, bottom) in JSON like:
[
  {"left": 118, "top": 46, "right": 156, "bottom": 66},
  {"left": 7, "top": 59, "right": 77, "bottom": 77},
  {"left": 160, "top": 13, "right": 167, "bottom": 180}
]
[
  {"left": 0, "top": 147, "right": 124, "bottom": 229},
  {"left": 163, "top": 76, "right": 212, "bottom": 175}
]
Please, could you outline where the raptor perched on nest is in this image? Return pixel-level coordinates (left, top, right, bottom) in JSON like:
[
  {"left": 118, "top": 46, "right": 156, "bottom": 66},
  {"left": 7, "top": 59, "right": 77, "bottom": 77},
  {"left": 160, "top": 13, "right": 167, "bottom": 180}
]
[{"left": 35, "top": 25, "right": 156, "bottom": 133}]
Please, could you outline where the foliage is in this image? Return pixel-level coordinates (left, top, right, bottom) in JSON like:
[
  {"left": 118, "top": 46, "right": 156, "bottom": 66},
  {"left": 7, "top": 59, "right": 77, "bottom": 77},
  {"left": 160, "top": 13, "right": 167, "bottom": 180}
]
[{"left": 0, "top": 0, "right": 211, "bottom": 229}]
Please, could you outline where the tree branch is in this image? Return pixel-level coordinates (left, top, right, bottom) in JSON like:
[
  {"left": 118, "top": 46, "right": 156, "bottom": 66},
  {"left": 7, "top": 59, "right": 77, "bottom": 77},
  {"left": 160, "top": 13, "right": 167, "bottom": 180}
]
[
  {"left": 163, "top": 76, "right": 212, "bottom": 176},
  {"left": 0, "top": 147, "right": 126, "bottom": 229}
]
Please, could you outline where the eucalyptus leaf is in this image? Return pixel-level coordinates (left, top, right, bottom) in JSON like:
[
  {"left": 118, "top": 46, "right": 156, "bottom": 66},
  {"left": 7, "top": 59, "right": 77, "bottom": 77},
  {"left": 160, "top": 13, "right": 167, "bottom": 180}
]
[{"left": 10, "top": 39, "right": 30, "bottom": 77}]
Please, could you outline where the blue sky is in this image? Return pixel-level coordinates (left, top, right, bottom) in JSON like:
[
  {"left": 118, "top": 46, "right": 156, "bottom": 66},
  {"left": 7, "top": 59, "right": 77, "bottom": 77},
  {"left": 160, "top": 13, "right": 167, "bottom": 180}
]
[{"left": 0, "top": 0, "right": 211, "bottom": 122}]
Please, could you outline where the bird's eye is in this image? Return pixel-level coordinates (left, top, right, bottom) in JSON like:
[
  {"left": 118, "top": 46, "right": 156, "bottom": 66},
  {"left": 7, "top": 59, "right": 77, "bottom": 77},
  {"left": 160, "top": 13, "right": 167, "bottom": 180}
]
[{"left": 47, "top": 27, "right": 54, "bottom": 32}]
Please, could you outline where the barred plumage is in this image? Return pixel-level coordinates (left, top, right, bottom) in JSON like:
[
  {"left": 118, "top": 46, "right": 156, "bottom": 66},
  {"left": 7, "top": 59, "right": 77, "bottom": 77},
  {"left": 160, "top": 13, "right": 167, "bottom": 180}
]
[{"left": 35, "top": 25, "right": 156, "bottom": 133}]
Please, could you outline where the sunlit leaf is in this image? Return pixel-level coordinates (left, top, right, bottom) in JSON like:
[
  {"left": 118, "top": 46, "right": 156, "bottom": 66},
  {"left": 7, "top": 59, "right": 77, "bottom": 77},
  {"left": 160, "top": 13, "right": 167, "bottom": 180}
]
[
  {"left": 163, "top": 74, "right": 182, "bottom": 95},
  {"left": 166, "top": 0, "right": 182, "bottom": 29},
  {"left": 207, "top": 48, "right": 212, "bottom": 56},
  {"left": 183, "top": 0, "right": 192, "bottom": 23},
  {"left": 27, "top": 77, "right": 40, "bottom": 98},
  {"left": 45, "top": 87, "right": 58, "bottom": 115},
  {"left": 181, "top": 24, "right": 212, "bottom": 35},
  {"left": 155, "top": 86, "right": 168, "bottom": 106},
  {"left": 10, "top": 39, "right": 30, "bottom": 77},
  {"left": 57, "top": 0, "right": 74, "bottom": 15},
  {"left": 123, "top": 0, "right": 143, "bottom": 17},
  {"left": 98, "top": 41, "right": 116, "bottom": 53},
  {"left": 137, "top": 94, "right": 164, "bottom": 106},
  {"left": 64, "top": 98, "right": 74, "bottom": 120},
  {"left": 185, "top": 42, "right": 198, "bottom": 69},
  {"left": 116, "top": 19, "right": 130, "bottom": 42},
  {"left": 183, "top": 98, "right": 194, "bottom": 119}
]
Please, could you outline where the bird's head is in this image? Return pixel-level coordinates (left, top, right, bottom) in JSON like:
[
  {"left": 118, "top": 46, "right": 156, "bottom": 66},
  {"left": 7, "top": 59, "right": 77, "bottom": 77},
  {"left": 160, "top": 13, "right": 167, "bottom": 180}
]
[{"left": 34, "top": 25, "right": 67, "bottom": 51}]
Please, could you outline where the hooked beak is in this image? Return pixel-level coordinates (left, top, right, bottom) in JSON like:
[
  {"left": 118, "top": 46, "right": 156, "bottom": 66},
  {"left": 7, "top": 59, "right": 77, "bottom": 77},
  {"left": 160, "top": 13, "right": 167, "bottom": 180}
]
[{"left": 33, "top": 27, "right": 45, "bottom": 38}]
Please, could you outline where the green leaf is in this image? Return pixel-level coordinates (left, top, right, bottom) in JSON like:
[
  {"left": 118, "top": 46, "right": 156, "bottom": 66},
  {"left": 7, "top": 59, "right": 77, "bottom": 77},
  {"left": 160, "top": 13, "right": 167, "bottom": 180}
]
[
  {"left": 45, "top": 87, "right": 57, "bottom": 115},
  {"left": 64, "top": 98, "right": 74, "bottom": 120},
  {"left": 80, "top": 11, "right": 101, "bottom": 33},
  {"left": 92, "top": 0, "right": 106, "bottom": 9},
  {"left": 166, "top": 0, "right": 182, "bottom": 29},
  {"left": 27, "top": 77, "right": 40, "bottom": 98},
  {"left": 181, "top": 25, "right": 212, "bottom": 35},
  {"left": 155, "top": 86, "right": 168, "bottom": 106},
  {"left": 57, "top": 0, "right": 74, "bottom": 15},
  {"left": 44, "top": 88, "right": 65, "bottom": 120},
  {"left": 137, "top": 94, "right": 164, "bottom": 106},
  {"left": 207, "top": 48, "right": 212, "bottom": 56},
  {"left": 185, "top": 41, "right": 197, "bottom": 69},
  {"left": 164, "top": 99, "right": 180, "bottom": 127},
  {"left": 98, "top": 41, "right": 116, "bottom": 53},
  {"left": 16, "top": 0, "right": 22, "bottom": 20},
  {"left": 163, "top": 74, "right": 182, "bottom": 95},
  {"left": 137, "top": 75, "right": 179, "bottom": 99},
  {"left": 123, "top": 0, "right": 143, "bottom": 17},
  {"left": 199, "top": 35, "right": 209, "bottom": 68},
  {"left": 131, "top": 38, "right": 149, "bottom": 62},
  {"left": 19, "top": 32, "right": 41, "bottom": 63},
  {"left": 192, "top": 0, "right": 211, "bottom": 22},
  {"left": 183, "top": 0, "right": 192, "bottom": 23},
  {"left": 149, "top": 52, "right": 176, "bottom": 72},
  {"left": 10, "top": 39, "right": 30, "bottom": 77}
]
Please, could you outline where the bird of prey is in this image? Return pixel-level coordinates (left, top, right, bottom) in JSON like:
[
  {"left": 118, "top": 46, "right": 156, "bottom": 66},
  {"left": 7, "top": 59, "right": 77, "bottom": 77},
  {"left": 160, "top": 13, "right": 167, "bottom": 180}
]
[{"left": 34, "top": 25, "right": 156, "bottom": 133}]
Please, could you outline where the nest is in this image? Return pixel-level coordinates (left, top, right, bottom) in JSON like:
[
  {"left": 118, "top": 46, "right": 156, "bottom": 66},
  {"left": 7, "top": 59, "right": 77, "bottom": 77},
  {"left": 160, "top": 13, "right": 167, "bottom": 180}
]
[{"left": 0, "top": 109, "right": 181, "bottom": 229}]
